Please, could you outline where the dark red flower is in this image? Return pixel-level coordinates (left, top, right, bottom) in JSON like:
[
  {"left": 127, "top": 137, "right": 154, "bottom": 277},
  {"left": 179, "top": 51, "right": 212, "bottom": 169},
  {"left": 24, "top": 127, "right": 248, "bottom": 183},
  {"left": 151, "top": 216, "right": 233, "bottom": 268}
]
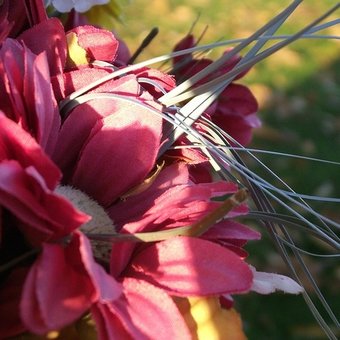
[{"left": 173, "top": 34, "right": 261, "bottom": 146}]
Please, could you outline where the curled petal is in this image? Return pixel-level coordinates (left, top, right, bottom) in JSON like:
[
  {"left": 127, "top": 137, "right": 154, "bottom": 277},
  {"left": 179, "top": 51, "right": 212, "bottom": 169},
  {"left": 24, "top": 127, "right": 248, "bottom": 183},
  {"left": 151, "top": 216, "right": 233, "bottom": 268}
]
[
  {"left": 250, "top": 266, "right": 304, "bottom": 295},
  {"left": 126, "top": 237, "right": 253, "bottom": 296},
  {"left": 0, "top": 160, "right": 88, "bottom": 244},
  {"left": 68, "top": 25, "right": 118, "bottom": 63}
]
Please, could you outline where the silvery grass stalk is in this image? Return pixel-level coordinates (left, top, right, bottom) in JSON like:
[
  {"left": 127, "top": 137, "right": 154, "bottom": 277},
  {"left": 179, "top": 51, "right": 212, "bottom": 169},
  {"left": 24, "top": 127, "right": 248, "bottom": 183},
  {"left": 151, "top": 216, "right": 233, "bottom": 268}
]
[{"left": 60, "top": 1, "right": 340, "bottom": 338}]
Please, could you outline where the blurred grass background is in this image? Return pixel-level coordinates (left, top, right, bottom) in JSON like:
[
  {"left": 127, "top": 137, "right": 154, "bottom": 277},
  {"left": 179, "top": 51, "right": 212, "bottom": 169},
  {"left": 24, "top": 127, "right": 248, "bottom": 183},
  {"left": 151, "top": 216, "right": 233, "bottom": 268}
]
[{"left": 115, "top": 1, "right": 339, "bottom": 338}]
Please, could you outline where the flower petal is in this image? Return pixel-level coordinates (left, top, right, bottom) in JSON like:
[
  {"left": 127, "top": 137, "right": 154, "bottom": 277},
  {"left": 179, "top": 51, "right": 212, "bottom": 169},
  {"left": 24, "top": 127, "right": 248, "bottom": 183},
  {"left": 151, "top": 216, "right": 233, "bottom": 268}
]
[
  {"left": 93, "top": 278, "right": 191, "bottom": 340},
  {"left": 212, "top": 83, "right": 260, "bottom": 146},
  {"left": 125, "top": 237, "right": 253, "bottom": 296},
  {"left": 71, "top": 100, "right": 163, "bottom": 206},
  {"left": 18, "top": 18, "right": 67, "bottom": 76},
  {"left": 69, "top": 25, "right": 118, "bottom": 63},
  {"left": 0, "top": 114, "right": 60, "bottom": 190},
  {"left": 202, "top": 220, "right": 261, "bottom": 243},
  {"left": 0, "top": 160, "right": 88, "bottom": 244},
  {"left": 21, "top": 232, "right": 121, "bottom": 334},
  {"left": 175, "top": 297, "right": 247, "bottom": 340},
  {"left": 0, "top": 40, "right": 60, "bottom": 155},
  {"left": 250, "top": 266, "right": 304, "bottom": 295}
]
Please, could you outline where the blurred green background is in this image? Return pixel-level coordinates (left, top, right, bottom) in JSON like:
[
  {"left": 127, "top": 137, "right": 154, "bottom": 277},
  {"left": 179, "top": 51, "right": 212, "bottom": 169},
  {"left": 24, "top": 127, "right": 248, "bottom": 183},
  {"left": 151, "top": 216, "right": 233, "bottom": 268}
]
[{"left": 115, "top": 1, "right": 339, "bottom": 338}]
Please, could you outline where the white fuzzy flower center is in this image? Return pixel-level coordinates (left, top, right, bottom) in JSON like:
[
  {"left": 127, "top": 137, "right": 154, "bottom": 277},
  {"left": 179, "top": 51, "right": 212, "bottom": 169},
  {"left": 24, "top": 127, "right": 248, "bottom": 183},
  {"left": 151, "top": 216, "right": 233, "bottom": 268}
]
[{"left": 56, "top": 185, "right": 115, "bottom": 261}]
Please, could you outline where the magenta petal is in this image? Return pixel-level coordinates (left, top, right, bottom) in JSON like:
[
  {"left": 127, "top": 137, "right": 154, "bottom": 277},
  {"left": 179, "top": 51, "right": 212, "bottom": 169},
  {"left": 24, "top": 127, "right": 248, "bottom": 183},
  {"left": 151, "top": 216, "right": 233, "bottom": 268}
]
[
  {"left": 96, "top": 278, "right": 191, "bottom": 340},
  {"left": 215, "top": 84, "right": 258, "bottom": 117},
  {"left": 110, "top": 241, "right": 136, "bottom": 278},
  {"left": 0, "top": 160, "right": 89, "bottom": 244},
  {"left": 0, "top": 39, "right": 60, "bottom": 155},
  {"left": 76, "top": 232, "right": 122, "bottom": 302},
  {"left": 126, "top": 237, "right": 253, "bottom": 296},
  {"left": 71, "top": 102, "right": 163, "bottom": 206},
  {"left": 21, "top": 232, "right": 121, "bottom": 334},
  {"left": 134, "top": 68, "right": 175, "bottom": 98},
  {"left": 0, "top": 39, "right": 29, "bottom": 124},
  {"left": 24, "top": 50, "right": 60, "bottom": 155},
  {"left": 91, "top": 303, "right": 137, "bottom": 340},
  {"left": 70, "top": 25, "right": 119, "bottom": 62},
  {"left": 18, "top": 18, "right": 67, "bottom": 76},
  {"left": 203, "top": 220, "right": 261, "bottom": 242},
  {"left": 173, "top": 34, "right": 195, "bottom": 64},
  {"left": 0, "top": 114, "right": 60, "bottom": 190},
  {"left": 21, "top": 242, "right": 95, "bottom": 333}
]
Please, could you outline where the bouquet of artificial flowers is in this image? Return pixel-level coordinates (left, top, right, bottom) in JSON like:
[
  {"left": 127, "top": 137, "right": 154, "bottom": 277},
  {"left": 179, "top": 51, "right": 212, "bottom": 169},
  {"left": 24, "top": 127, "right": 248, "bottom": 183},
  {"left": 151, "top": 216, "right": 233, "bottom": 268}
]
[{"left": 0, "top": 1, "right": 338, "bottom": 339}]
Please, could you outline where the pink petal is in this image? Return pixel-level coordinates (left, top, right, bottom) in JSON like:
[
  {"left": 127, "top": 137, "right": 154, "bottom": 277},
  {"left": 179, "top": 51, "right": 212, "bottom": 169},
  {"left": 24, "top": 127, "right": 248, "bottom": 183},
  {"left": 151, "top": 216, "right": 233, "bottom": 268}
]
[
  {"left": 110, "top": 241, "right": 136, "bottom": 278},
  {"left": 121, "top": 278, "right": 191, "bottom": 339},
  {"left": 212, "top": 83, "right": 259, "bottom": 145},
  {"left": 215, "top": 83, "right": 258, "bottom": 117},
  {"left": 0, "top": 39, "right": 60, "bottom": 155},
  {"left": 56, "top": 68, "right": 140, "bottom": 101},
  {"left": 76, "top": 232, "right": 122, "bottom": 302},
  {"left": 203, "top": 220, "right": 261, "bottom": 242},
  {"left": 109, "top": 163, "right": 238, "bottom": 229},
  {"left": 71, "top": 100, "right": 163, "bottom": 206},
  {"left": 91, "top": 303, "right": 137, "bottom": 340},
  {"left": 0, "top": 39, "right": 27, "bottom": 123},
  {"left": 0, "top": 160, "right": 89, "bottom": 244},
  {"left": 69, "top": 25, "right": 119, "bottom": 62},
  {"left": 23, "top": 49, "right": 60, "bottom": 155},
  {"left": 21, "top": 242, "right": 94, "bottom": 333},
  {"left": 126, "top": 237, "right": 253, "bottom": 296},
  {"left": 134, "top": 67, "right": 175, "bottom": 99},
  {"left": 93, "top": 278, "right": 191, "bottom": 340},
  {"left": 52, "top": 74, "right": 140, "bottom": 180},
  {"left": 18, "top": 18, "right": 67, "bottom": 76},
  {"left": 0, "top": 114, "right": 60, "bottom": 190},
  {"left": 21, "top": 232, "right": 121, "bottom": 334},
  {"left": 108, "top": 163, "right": 190, "bottom": 224}
]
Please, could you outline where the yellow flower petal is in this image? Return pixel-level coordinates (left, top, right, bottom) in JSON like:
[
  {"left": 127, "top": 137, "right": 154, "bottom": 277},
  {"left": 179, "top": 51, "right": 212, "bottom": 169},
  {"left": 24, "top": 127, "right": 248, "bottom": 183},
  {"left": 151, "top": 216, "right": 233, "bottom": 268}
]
[
  {"left": 174, "top": 296, "right": 247, "bottom": 340},
  {"left": 66, "top": 32, "right": 88, "bottom": 67}
]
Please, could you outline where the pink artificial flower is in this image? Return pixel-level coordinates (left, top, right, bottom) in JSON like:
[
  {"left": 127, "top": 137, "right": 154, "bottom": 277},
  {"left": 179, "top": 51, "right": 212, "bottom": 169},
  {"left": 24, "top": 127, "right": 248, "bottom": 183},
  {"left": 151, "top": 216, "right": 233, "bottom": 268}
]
[
  {"left": 173, "top": 34, "right": 261, "bottom": 146},
  {"left": 0, "top": 116, "right": 122, "bottom": 337},
  {"left": 0, "top": 18, "right": 258, "bottom": 339}
]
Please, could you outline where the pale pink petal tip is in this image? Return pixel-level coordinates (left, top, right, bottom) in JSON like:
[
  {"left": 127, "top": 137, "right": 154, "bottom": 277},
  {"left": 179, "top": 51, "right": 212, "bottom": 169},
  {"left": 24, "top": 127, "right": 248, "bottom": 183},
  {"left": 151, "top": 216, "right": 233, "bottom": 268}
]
[{"left": 250, "top": 266, "right": 304, "bottom": 295}]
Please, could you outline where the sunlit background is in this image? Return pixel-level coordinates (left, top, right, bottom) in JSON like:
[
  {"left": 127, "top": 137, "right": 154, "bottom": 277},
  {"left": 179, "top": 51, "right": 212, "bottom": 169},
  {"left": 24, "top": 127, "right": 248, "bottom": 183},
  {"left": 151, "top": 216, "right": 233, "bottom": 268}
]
[{"left": 115, "top": 1, "right": 339, "bottom": 338}]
